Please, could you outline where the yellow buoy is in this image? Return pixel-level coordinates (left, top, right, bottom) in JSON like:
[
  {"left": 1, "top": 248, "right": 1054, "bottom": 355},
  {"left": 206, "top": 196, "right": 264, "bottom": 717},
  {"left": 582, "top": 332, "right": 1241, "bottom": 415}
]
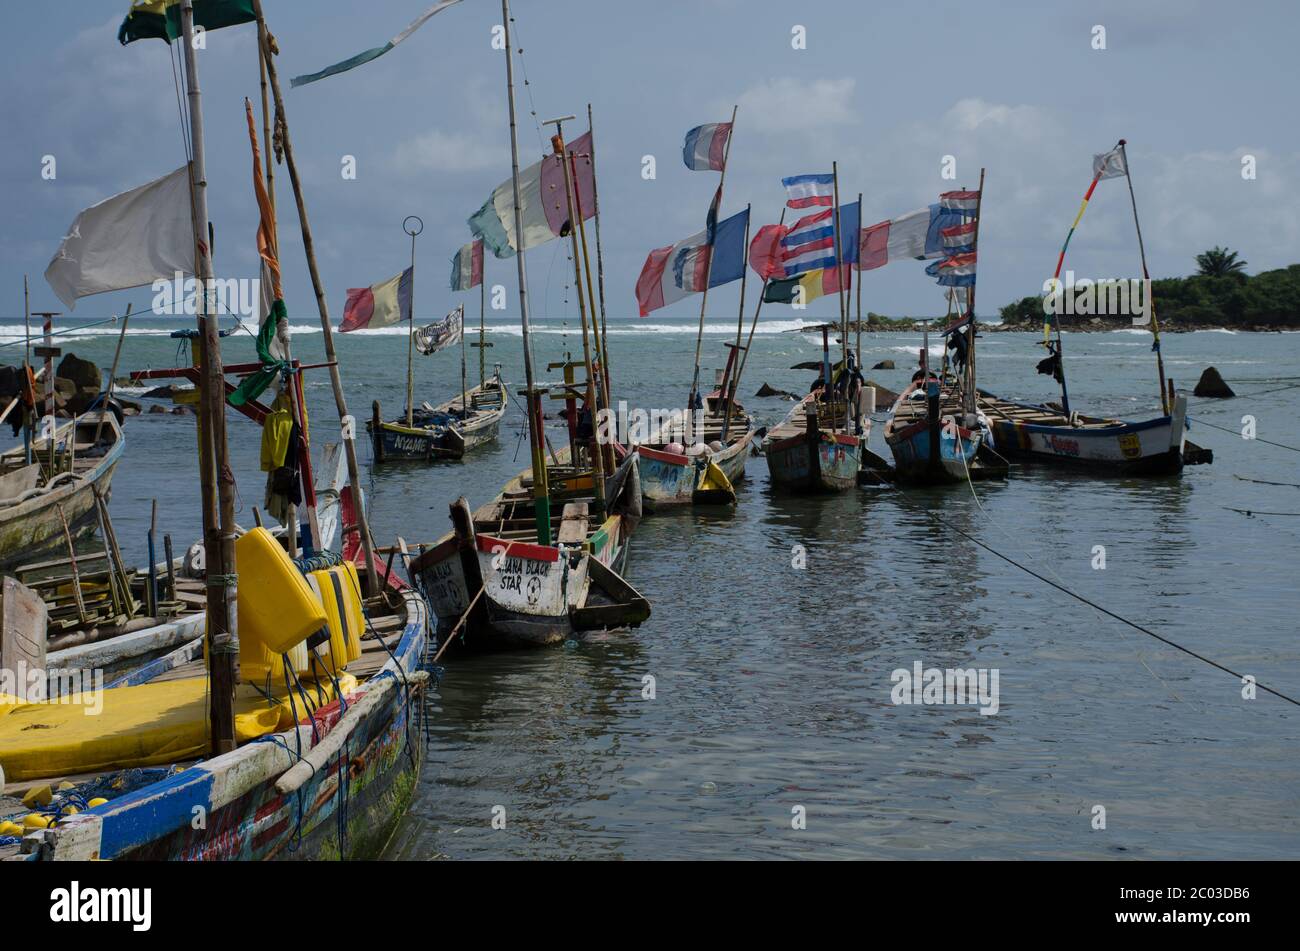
[
  {"left": 0, "top": 820, "right": 22, "bottom": 836},
  {"left": 23, "top": 813, "right": 52, "bottom": 829},
  {"left": 87, "top": 797, "right": 109, "bottom": 808}
]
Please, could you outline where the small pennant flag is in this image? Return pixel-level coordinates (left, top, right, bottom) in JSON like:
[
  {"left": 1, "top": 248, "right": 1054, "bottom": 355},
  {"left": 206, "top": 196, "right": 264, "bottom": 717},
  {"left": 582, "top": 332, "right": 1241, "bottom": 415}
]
[
  {"left": 414, "top": 304, "right": 463, "bottom": 355},
  {"left": 292, "top": 0, "right": 464, "bottom": 87},
  {"left": 449, "top": 239, "right": 483, "bottom": 291},
  {"left": 682, "top": 122, "right": 732, "bottom": 171},
  {"left": 118, "top": 0, "right": 255, "bottom": 45},
  {"left": 1093, "top": 146, "right": 1128, "bottom": 180},
  {"left": 340, "top": 267, "right": 413, "bottom": 332},
  {"left": 781, "top": 173, "right": 834, "bottom": 209}
]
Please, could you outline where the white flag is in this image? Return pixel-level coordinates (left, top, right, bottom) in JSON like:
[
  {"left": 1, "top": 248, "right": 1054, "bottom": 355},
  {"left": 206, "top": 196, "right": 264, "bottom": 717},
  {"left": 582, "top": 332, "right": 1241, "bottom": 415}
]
[
  {"left": 1093, "top": 147, "right": 1128, "bottom": 180},
  {"left": 45, "top": 165, "right": 196, "bottom": 310}
]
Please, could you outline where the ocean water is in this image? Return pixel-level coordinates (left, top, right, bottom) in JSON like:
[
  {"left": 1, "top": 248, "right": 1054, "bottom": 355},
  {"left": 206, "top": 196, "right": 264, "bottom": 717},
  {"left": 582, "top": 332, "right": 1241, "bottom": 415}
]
[{"left": 6, "top": 314, "right": 1297, "bottom": 859}]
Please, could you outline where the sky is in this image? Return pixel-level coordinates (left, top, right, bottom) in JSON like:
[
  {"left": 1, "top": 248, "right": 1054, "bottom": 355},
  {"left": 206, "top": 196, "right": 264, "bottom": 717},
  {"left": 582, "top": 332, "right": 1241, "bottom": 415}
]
[{"left": 2, "top": 0, "right": 1297, "bottom": 328}]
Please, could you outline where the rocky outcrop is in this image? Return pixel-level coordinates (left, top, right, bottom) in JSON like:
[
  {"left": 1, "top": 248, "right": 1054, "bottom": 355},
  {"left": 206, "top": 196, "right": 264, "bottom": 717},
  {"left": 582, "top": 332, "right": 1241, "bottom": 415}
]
[{"left": 1193, "top": 366, "right": 1235, "bottom": 398}]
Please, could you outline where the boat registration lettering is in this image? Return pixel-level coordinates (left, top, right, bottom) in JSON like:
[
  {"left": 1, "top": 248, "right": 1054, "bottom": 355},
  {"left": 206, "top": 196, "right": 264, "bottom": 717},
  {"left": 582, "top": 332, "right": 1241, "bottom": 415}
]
[{"left": 1047, "top": 434, "right": 1080, "bottom": 457}]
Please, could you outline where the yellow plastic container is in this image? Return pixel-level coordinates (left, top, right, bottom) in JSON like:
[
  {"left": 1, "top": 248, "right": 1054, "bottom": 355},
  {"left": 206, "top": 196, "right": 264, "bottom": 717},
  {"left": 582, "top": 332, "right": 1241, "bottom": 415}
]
[
  {"left": 304, "top": 564, "right": 365, "bottom": 672},
  {"left": 235, "top": 528, "right": 327, "bottom": 654}
]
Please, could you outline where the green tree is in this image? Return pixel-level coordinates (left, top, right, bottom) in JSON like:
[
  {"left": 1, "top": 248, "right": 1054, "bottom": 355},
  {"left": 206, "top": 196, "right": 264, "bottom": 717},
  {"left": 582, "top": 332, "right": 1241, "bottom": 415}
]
[{"left": 1195, "top": 246, "right": 1248, "bottom": 277}]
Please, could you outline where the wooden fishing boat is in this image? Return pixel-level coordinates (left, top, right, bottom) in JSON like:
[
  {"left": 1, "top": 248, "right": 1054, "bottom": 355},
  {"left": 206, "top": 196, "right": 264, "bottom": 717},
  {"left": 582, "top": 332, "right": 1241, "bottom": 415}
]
[
  {"left": 634, "top": 390, "right": 754, "bottom": 508},
  {"left": 0, "top": 412, "right": 124, "bottom": 573},
  {"left": 369, "top": 370, "right": 506, "bottom": 462},
  {"left": 410, "top": 449, "right": 647, "bottom": 649},
  {"left": 2, "top": 569, "right": 429, "bottom": 862},
  {"left": 763, "top": 392, "right": 866, "bottom": 494},
  {"left": 884, "top": 376, "right": 1008, "bottom": 484},
  {"left": 978, "top": 389, "right": 1209, "bottom": 475}
]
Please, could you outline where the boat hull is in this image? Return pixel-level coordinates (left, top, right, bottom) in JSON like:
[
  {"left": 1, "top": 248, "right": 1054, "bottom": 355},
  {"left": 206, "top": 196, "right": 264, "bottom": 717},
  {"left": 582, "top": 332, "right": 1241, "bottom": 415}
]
[
  {"left": 765, "top": 429, "right": 862, "bottom": 494},
  {"left": 635, "top": 432, "right": 751, "bottom": 509},
  {"left": 885, "top": 418, "right": 986, "bottom": 485},
  {"left": 0, "top": 416, "right": 123, "bottom": 573},
  {"left": 368, "top": 378, "right": 506, "bottom": 463},
  {"left": 34, "top": 591, "right": 430, "bottom": 862},
  {"left": 984, "top": 392, "right": 1188, "bottom": 476}
]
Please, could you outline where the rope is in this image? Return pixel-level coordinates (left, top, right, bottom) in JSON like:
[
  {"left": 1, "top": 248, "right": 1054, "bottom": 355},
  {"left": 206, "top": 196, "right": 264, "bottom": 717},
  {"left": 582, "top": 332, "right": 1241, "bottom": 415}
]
[
  {"left": 890, "top": 455, "right": 1300, "bottom": 707},
  {"left": 1190, "top": 415, "right": 1300, "bottom": 453}
]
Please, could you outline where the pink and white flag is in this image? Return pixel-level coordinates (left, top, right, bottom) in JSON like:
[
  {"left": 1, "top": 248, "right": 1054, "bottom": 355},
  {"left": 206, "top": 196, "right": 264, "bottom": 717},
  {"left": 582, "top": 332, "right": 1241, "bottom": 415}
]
[
  {"left": 941, "top": 221, "right": 976, "bottom": 252},
  {"left": 781, "top": 173, "right": 834, "bottom": 209},
  {"left": 939, "top": 189, "right": 980, "bottom": 215},
  {"left": 856, "top": 206, "right": 931, "bottom": 271}
]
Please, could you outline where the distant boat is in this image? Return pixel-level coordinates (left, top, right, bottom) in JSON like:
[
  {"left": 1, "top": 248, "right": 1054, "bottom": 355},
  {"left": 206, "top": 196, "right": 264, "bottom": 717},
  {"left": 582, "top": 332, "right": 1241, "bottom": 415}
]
[
  {"left": 764, "top": 392, "right": 866, "bottom": 494},
  {"left": 978, "top": 390, "right": 1199, "bottom": 475},
  {"left": 411, "top": 448, "right": 648, "bottom": 649},
  {"left": 0, "top": 412, "right": 124, "bottom": 573},
  {"left": 883, "top": 376, "right": 1007, "bottom": 484},
  {"left": 634, "top": 386, "right": 754, "bottom": 508},
  {"left": 369, "top": 369, "right": 507, "bottom": 462}
]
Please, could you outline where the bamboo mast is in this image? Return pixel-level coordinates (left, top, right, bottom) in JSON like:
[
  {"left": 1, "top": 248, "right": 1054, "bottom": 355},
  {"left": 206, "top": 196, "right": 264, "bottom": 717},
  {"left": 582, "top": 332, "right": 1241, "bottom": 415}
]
[
  {"left": 404, "top": 220, "right": 419, "bottom": 427},
  {"left": 568, "top": 145, "right": 613, "bottom": 472},
  {"left": 501, "top": 0, "right": 549, "bottom": 544},
  {"left": 720, "top": 205, "right": 751, "bottom": 441},
  {"left": 460, "top": 303, "right": 468, "bottom": 414},
  {"left": 686, "top": 104, "right": 738, "bottom": 431},
  {"left": 964, "top": 168, "right": 986, "bottom": 415},
  {"left": 553, "top": 128, "right": 606, "bottom": 510},
  {"left": 22, "top": 275, "right": 32, "bottom": 464},
  {"left": 92, "top": 303, "right": 132, "bottom": 447},
  {"left": 734, "top": 208, "right": 786, "bottom": 394},
  {"left": 586, "top": 104, "right": 613, "bottom": 406},
  {"left": 855, "top": 191, "right": 863, "bottom": 368},
  {"left": 1116, "top": 139, "right": 1169, "bottom": 414},
  {"left": 831, "top": 161, "right": 849, "bottom": 432},
  {"left": 180, "top": 0, "right": 238, "bottom": 754},
  {"left": 478, "top": 277, "right": 486, "bottom": 387},
  {"left": 252, "top": 0, "right": 379, "bottom": 591}
]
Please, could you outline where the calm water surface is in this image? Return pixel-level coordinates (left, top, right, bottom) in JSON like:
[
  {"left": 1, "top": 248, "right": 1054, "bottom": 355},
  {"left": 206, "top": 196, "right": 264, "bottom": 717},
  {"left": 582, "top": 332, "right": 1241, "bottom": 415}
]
[{"left": 10, "top": 315, "right": 1297, "bottom": 859}]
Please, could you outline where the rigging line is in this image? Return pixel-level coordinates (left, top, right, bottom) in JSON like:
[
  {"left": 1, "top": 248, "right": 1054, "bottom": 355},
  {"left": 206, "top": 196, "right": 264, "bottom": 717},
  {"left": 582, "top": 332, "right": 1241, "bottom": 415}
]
[
  {"left": 505, "top": 13, "right": 546, "bottom": 156},
  {"left": 1189, "top": 415, "right": 1300, "bottom": 453},
  {"left": 888, "top": 478, "right": 1300, "bottom": 708},
  {"left": 1234, "top": 474, "right": 1300, "bottom": 488},
  {"left": 951, "top": 425, "right": 1194, "bottom": 708},
  {"left": 168, "top": 41, "right": 192, "bottom": 164},
  {"left": 1225, "top": 507, "right": 1300, "bottom": 517}
]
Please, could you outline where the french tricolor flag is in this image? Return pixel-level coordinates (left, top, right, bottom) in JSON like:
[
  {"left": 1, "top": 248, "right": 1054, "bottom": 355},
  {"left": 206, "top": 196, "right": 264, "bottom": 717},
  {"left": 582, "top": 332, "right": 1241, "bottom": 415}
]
[
  {"left": 682, "top": 122, "right": 733, "bottom": 172},
  {"left": 782, "top": 173, "right": 835, "bottom": 209},
  {"left": 939, "top": 190, "right": 980, "bottom": 215}
]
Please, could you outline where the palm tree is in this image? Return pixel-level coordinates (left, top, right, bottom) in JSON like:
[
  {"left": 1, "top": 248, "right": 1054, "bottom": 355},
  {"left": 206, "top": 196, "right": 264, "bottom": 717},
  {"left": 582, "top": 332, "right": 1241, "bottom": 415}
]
[{"left": 1196, "top": 246, "right": 1248, "bottom": 277}]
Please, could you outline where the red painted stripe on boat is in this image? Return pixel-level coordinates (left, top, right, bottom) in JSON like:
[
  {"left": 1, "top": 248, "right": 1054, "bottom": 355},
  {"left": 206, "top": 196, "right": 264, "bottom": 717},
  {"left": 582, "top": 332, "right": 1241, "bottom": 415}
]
[
  {"left": 636, "top": 445, "right": 689, "bottom": 465},
  {"left": 477, "top": 533, "right": 560, "bottom": 562}
]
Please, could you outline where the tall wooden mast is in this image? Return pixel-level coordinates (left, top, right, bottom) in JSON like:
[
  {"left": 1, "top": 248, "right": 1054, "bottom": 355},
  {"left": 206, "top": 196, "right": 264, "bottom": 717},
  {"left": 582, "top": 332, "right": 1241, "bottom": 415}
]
[
  {"left": 180, "top": 0, "right": 238, "bottom": 754},
  {"left": 252, "top": 0, "right": 379, "bottom": 591}
]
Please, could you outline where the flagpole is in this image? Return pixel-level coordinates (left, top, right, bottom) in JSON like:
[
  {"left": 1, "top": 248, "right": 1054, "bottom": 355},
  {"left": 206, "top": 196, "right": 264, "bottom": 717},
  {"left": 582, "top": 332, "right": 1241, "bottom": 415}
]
[
  {"left": 1117, "top": 139, "right": 1169, "bottom": 414},
  {"left": 552, "top": 127, "right": 606, "bottom": 511},
  {"left": 460, "top": 304, "right": 468, "bottom": 414},
  {"left": 568, "top": 143, "right": 613, "bottom": 469},
  {"left": 587, "top": 104, "right": 613, "bottom": 406},
  {"left": 831, "top": 161, "right": 849, "bottom": 432},
  {"left": 479, "top": 274, "right": 486, "bottom": 388},
  {"left": 404, "top": 219, "right": 419, "bottom": 427},
  {"left": 687, "top": 104, "right": 738, "bottom": 425},
  {"left": 22, "top": 275, "right": 31, "bottom": 465},
  {"left": 964, "top": 168, "right": 986, "bottom": 415},
  {"left": 253, "top": 0, "right": 379, "bottom": 594},
  {"left": 855, "top": 191, "right": 863, "bottom": 369},
  {"left": 721, "top": 203, "right": 751, "bottom": 441},
  {"left": 502, "top": 0, "right": 549, "bottom": 544},
  {"left": 734, "top": 208, "right": 786, "bottom": 397},
  {"left": 180, "top": 0, "right": 238, "bottom": 755}
]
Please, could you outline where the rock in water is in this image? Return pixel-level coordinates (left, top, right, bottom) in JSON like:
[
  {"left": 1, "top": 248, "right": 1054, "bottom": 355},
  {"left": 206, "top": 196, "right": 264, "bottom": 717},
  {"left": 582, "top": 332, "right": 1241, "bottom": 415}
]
[
  {"left": 56, "top": 353, "right": 101, "bottom": 391},
  {"left": 871, "top": 359, "right": 895, "bottom": 370},
  {"left": 1193, "top": 366, "right": 1234, "bottom": 398},
  {"left": 756, "top": 382, "right": 799, "bottom": 399}
]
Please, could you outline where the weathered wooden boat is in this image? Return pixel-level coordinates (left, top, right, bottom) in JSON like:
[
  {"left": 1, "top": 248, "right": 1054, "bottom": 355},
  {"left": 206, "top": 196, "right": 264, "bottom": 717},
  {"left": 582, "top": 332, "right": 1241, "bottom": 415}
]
[
  {"left": 369, "top": 370, "right": 507, "bottom": 462},
  {"left": 1001, "top": 138, "right": 1213, "bottom": 477},
  {"left": 884, "top": 377, "right": 1008, "bottom": 484},
  {"left": 978, "top": 389, "right": 1205, "bottom": 476},
  {"left": 410, "top": 449, "right": 647, "bottom": 649},
  {"left": 0, "top": 412, "right": 124, "bottom": 573},
  {"left": 634, "top": 390, "right": 754, "bottom": 509},
  {"left": 1, "top": 569, "right": 429, "bottom": 862},
  {"left": 763, "top": 392, "right": 866, "bottom": 494}
]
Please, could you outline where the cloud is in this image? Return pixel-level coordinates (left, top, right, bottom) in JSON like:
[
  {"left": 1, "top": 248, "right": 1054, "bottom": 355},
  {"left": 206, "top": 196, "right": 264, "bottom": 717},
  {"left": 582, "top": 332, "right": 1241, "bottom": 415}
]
[
  {"left": 390, "top": 129, "right": 510, "bottom": 175},
  {"left": 734, "top": 77, "right": 857, "bottom": 134}
]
